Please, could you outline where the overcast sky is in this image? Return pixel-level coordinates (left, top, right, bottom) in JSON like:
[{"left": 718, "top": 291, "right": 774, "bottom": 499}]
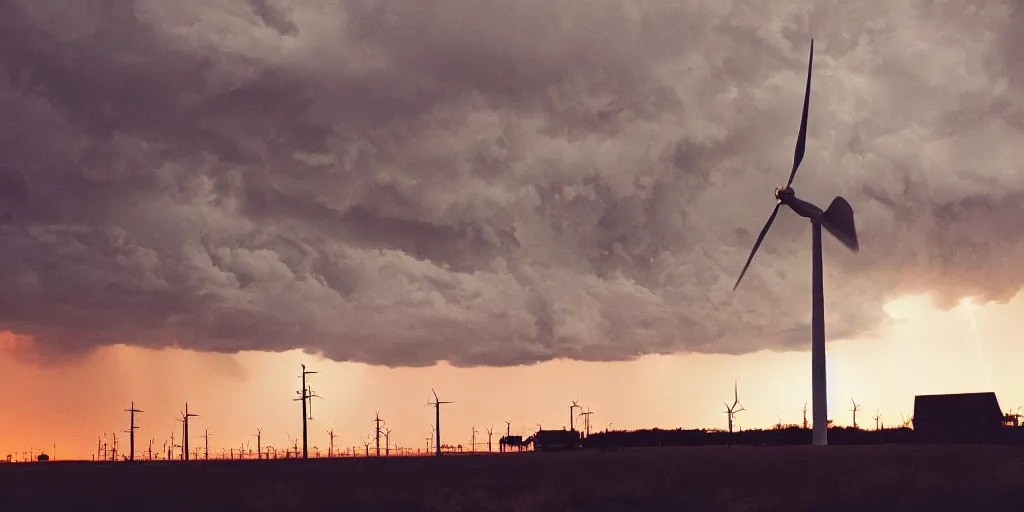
[{"left": 1, "top": 0, "right": 1022, "bottom": 368}]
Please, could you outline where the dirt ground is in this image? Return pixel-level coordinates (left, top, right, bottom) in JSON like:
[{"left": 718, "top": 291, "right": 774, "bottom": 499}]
[{"left": 1, "top": 445, "right": 1021, "bottom": 511}]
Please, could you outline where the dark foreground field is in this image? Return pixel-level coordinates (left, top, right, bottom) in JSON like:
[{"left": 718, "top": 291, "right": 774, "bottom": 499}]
[{"left": 2, "top": 445, "right": 1022, "bottom": 511}]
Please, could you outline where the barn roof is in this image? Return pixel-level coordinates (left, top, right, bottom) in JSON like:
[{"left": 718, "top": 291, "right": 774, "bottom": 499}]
[{"left": 913, "top": 392, "right": 1003, "bottom": 423}]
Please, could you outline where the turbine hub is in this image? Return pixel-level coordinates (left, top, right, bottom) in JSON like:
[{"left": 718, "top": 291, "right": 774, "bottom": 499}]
[{"left": 774, "top": 186, "right": 794, "bottom": 201}]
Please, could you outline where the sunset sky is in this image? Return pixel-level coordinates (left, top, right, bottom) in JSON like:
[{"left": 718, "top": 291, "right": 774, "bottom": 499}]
[{"left": 1, "top": 0, "right": 1022, "bottom": 460}]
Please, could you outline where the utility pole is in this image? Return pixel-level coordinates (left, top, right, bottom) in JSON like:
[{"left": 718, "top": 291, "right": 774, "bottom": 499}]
[
  {"left": 470, "top": 425, "right": 477, "bottom": 453},
  {"left": 487, "top": 427, "right": 493, "bottom": 452},
  {"left": 203, "top": 428, "right": 212, "bottom": 460},
  {"left": 111, "top": 433, "right": 118, "bottom": 461},
  {"left": 384, "top": 428, "right": 391, "bottom": 456},
  {"left": 503, "top": 421, "right": 511, "bottom": 453},
  {"left": 327, "top": 429, "right": 336, "bottom": 458},
  {"left": 252, "top": 429, "right": 262, "bottom": 460},
  {"left": 580, "top": 409, "right": 594, "bottom": 438},
  {"left": 147, "top": 438, "right": 153, "bottom": 461},
  {"left": 294, "top": 364, "right": 320, "bottom": 459},
  {"left": 803, "top": 402, "right": 808, "bottom": 430},
  {"left": 374, "top": 412, "right": 384, "bottom": 457},
  {"left": 124, "top": 402, "right": 144, "bottom": 462}
]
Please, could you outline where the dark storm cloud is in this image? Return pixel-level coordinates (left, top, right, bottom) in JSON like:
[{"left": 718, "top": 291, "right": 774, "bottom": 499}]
[{"left": 0, "top": 0, "right": 1021, "bottom": 366}]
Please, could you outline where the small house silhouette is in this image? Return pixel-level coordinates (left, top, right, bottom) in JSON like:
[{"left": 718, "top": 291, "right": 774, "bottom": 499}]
[{"left": 913, "top": 392, "right": 1004, "bottom": 444}]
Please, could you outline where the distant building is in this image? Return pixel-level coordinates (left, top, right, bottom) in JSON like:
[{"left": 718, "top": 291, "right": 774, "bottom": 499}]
[
  {"left": 36, "top": 453, "right": 49, "bottom": 462},
  {"left": 913, "top": 392, "right": 1004, "bottom": 444}
]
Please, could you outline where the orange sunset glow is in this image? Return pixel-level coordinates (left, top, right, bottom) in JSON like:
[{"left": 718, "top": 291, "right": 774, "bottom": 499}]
[{"left": 3, "top": 291, "right": 1022, "bottom": 460}]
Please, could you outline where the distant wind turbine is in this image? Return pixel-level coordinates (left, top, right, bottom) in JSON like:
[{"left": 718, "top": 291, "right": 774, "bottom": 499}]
[
  {"left": 724, "top": 382, "right": 745, "bottom": 433},
  {"left": 569, "top": 398, "right": 581, "bottom": 431},
  {"left": 176, "top": 403, "right": 198, "bottom": 461},
  {"left": 425, "top": 389, "right": 453, "bottom": 456}
]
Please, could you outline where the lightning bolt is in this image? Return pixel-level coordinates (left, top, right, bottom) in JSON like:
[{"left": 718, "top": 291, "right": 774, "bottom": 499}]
[{"left": 963, "top": 298, "right": 994, "bottom": 390}]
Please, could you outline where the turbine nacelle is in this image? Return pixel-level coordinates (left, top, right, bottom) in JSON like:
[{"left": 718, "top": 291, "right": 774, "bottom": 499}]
[{"left": 774, "top": 185, "right": 795, "bottom": 202}]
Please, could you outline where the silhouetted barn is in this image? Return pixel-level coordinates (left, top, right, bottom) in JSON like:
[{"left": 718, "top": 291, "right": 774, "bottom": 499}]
[{"left": 913, "top": 392, "right": 1004, "bottom": 444}]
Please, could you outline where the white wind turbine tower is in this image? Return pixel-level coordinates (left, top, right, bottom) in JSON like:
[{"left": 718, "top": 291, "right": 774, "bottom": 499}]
[
  {"left": 733, "top": 39, "right": 860, "bottom": 447},
  {"left": 724, "top": 382, "right": 745, "bottom": 433},
  {"left": 425, "top": 389, "right": 453, "bottom": 456},
  {"left": 850, "top": 399, "right": 861, "bottom": 429}
]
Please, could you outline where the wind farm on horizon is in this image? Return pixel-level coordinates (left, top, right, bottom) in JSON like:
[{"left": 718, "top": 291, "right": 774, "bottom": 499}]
[{"left": 5, "top": 362, "right": 1021, "bottom": 464}]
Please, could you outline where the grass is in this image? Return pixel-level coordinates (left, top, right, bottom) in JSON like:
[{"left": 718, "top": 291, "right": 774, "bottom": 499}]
[{"left": 2, "top": 445, "right": 1022, "bottom": 511}]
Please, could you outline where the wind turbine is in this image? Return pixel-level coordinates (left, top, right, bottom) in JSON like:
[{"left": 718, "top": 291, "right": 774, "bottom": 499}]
[
  {"left": 724, "top": 382, "right": 745, "bottom": 433},
  {"left": 732, "top": 39, "right": 860, "bottom": 447},
  {"left": 252, "top": 428, "right": 262, "bottom": 460},
  {"left": 850, "top": 398, "right": 861, "bottom": 429},
  {"left": 425, "top": 389, "right": 453, "bottom": 456},
  {"left": 176, "top": 403, "right": 198, "bottom": 461},
  {"left": 569, "top": 398, "right": 581, "bottom": 431}
]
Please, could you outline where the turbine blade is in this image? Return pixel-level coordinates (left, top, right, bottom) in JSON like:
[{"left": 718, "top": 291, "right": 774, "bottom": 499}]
[
  {"left": 733, "top": 203, "right": 781, "bottom": 290},
  {"left": 786, "top": 39, "right": 813, "bottom": 188}
]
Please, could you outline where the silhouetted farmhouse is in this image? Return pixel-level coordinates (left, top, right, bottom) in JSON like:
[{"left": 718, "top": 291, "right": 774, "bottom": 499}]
[
  {"left": 36, "top": 453, "right": 49, "bottom": 462},
  {"left": 533, "top": 429, "right": 581, "bottom": 451},
  {"left": 913, "top": 392, "right": 1004, "bottom": 444}
]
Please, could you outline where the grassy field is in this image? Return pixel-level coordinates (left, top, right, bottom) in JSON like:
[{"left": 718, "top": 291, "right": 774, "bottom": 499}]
[{"left": 2, "top": 445, "right": 1022, "bottom": 511}]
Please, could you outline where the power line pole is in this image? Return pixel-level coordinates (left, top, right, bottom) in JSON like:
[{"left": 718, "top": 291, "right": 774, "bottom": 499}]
[
  {"left": 579, "top": 409, "right": 593, "bottom": 438},
  {"left": 374, "top": 412, "right": 384, "bottom": 457},
  {"left": 124, "top": 402, "right": 144, "bottom": 462},
  {"left": 294, "top": 364, "right": 320, "bottom": 460},
  {"left": 252, "top": 428, "right": 262, "bottom": 460},
  {"left": 203, "top": 428, "right": 212, "bottom": 460},
  {"left": 327, "top": 429, "right": 336, "bottom": 458}
]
